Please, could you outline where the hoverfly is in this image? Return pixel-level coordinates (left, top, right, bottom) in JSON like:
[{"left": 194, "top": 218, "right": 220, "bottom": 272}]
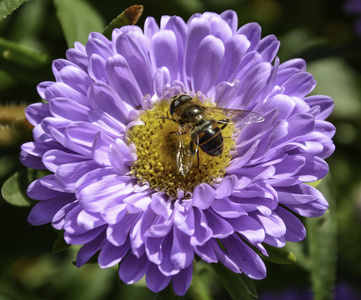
[{"left": 160, "top": 94, "right": 264, "bottom": 176}]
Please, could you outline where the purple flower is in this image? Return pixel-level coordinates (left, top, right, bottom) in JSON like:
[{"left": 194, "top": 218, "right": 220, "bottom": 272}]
[
  {"left": 20, "top": 10, "right": 335, "bottom": 296},
  {"left": 344, "top": 0, "right": 361, "bottom": 36}
]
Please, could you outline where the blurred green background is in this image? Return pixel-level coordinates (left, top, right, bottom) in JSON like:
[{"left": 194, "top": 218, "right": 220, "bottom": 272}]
[{"left": 1, "top": 0, "right": 361, "bottom": 299}]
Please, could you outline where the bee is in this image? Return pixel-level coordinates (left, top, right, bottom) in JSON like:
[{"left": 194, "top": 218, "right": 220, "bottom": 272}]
[{"left": 160, "top": 94, "right": 265, "bottom": 176}]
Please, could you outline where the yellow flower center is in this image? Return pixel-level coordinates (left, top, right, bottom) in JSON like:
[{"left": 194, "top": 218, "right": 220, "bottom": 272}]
[{"left": 127, "top": 97, "right": 236, "bottom": 198}]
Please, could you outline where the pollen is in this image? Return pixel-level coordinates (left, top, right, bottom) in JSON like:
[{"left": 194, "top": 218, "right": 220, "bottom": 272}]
[{"left": 127, "top": 97, "right": 236, "bottom": 198}]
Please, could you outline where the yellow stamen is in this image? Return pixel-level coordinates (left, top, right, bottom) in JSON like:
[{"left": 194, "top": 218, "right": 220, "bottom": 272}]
[{"left": 127, "top": 97, "right": 236, "bottom": 198}]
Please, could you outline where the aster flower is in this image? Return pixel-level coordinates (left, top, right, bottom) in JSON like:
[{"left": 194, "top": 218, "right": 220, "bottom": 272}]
[{"left": 20, "top": 10, "right": 335, "bottom": 296}]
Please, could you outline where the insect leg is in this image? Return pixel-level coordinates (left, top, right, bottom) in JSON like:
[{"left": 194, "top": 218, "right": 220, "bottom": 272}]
[
  {"left": 157, "top": 116, "right": 178, "bottom": 123},
  {"left": 170, "top": 131, "right": 188, "bottom": 136},
  {"left": 197, "top": 148, "right": 200, "bottom": 168},
  {"left": 217, "top": 119, "right": 229, "bottom": 130}
]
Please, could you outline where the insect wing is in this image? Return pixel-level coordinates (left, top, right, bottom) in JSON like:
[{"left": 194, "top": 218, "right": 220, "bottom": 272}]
[
  {"left": 176, "top": 125, "right": 198, "bottom": 176},
  {"left": 205, "top": 107, "right": 264, "bottom": 125}
]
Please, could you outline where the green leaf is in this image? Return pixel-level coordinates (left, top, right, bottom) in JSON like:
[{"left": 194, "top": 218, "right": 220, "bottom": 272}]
[
  {"left": 0, "top": 37, "right": 50, "bottom": 68},
  {"left": 306, "top": 174, "right": 337, "bottom": 300},
  {"left": 0, "top": 37, "right": 51, "bottom": 83},
  {"left": 102, "top": 5, "right": 143, "bottom": 40},
  {"left": 0, "top": 0, "right": 28, "bottom": 20},
  {"left": 54, "top": 0, "right": 105, "bottom": 47},
  {"left": 211, "top": 263, "right": 257, "bottom": 300},
  {"left": 53, "top": 231, "right": 71, "bottom": 253},
  {"left": 1, "top": 168, "right": 48, "bottom": 207},
  {"left": 261, "top": 244, "right": 297, "bottom": 265},
  {"left": 1, "top": 169, "right": 34, "bottom": 207}
]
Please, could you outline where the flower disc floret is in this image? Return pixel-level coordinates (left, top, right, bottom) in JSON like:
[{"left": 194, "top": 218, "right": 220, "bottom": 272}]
[
  {"left": 128, "top": 97, "right": 235, "bottom": 197},
  {"left": 21, "top": 10, "right": 335, "bottom": 296}
]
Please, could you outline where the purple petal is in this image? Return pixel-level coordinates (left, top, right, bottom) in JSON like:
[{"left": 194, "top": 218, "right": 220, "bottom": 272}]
[
  {"left": 107, "top": 213, "right": 138, "bottom": 246},
  {"left": 232, "top": 62, "right": 272, "bottom": 109},
  {"left": 87, "top": 82, "right": 133, "bottom": 125},
  {"left": 98, "top": 240, "right": 130, "bottom": 268},
  {"left": 146, "top": 214, "right": 173, "bottom": 238},
  {"left": 204, "top": 210, "right": 234, "bottom": 238},
  {"left": 209, "top": 239, "right": 240, "bottom": 273},
  {"left": 184, "top": 17, "right": 211, "bottom": 88},
  {"left": 91, "top": 132, "right": 113, "bottom": 166},
  {"left": 214, "top": 79, "right": 240, "bottom": 107},
  {"left": 144, "top": 17, "right": 160, "bottom": 40},
  {"left": 25, "top": 103, "right": 50, "bottom": 126},
  {"left": 279, "top": 58, "right": 306, "bottom": 72},
  {"left": 49, "top": 97, "right": 90, "bottom": 122},
  {"left": 305, "top": 95, "right": 334, "bottom": 120},
  {"left": 44, "top": 82, "right": 89, "bottom": 107},
  {"left": 113, "top": 30, "right": 154, "bottom": 95},
  {"left": 170, "top": 228, "right": 194, "bottom": 269},
  {"left": 76, "top": 231, "right": 106, "bottom": 267},
  {"left": 43, "top": 149, "right": 86, "bottom": 173},
  {"left": 106, "top": 54, "right": 143, "bottom": 107},
  {"left": 27, "top": 179, "right": 62, "bottom": 200},
  {"left": 217, "top": 34, "right": 250, "bottom": 82},
  {"left": 88, "top": 54, "right": 107, "bottom": 82},
  {"left": 228, "top": 215, "right": 265, "bottom": 244},
  {"left": 190, "top": 208, "right": 212, "bottom": 246},
  {"left": 211, "top": 197, "right": 247, "bottom": 218},
  {"left": 275, "top": 206, "right": 306, "bottom": 242},
  {"left": 55, "top": 65, "right": 93, "bottom": 95},
  {"left": 150, "top": 30, "right": 178, "bottom": 81},
  {"left": 220, "top": 10, "right": 238, "bottom": 33},
  {"left": 192, "top": 183, "right": 215, "bottom": 209},
  {"left": 158, "top": 231, "right": 182, "bottom": 276},
  {"left": 191, "top": 35, "right": 225, "bottom": 93},
  {"left": 56, "top": 160, "right": 99, "bottom": 190},
  {"left": 27, "top": 193, "right": 74, "bottom": 225},
  {"left": 85, "top": 33, "right": 112, "bottom": 58},
  {"left": 208, "top": 14, "right": 233, "bottom": 42},
  {"left": 65, "top": 225, "right": 106, "bottom": 245},
  {"left": 66, "top": 46, "right": 87, "bottom": 71},
  {"left": 222, "top": 235, "right": 266, "bottom": 279},
  {"left": 88, "top": 109, "right": 125, "bottom": 136},
  {"left": 270, "top": 113, "right": 315, "bottom": 148},
  {"left": 145, "top": 236, "right": 164, "bottom": 264},
  {"left": 163, "top": 16, "right": 187, "bottom": 76},
  {"left": 237, "top": 22, "right": 261, "bottom": 52},
  {"left": 108, "top": 138, "right": 136, "bottom": 174},
  {"left": 193, "top": 242, "right": 217, "bottom": 263},
  {"left": 52, "top": 201, "right": 77, "bottom": 230},
  {"left": 77, "top": 168, "right": 135, "bottom": 212},
  {"left": 264, "top": 235, "right": 286, "bottom": 248},
  {"left": 173, "top": 202, "right": 195, "bottom": 235},
  {"left": 77, "top": 210, "right": 104, "bottom": 230},
  {"left": 145, "top": 264, "right": 172, "bottom": 293},
  {"left": 37, "top": 81, "right": 52, "bottom": 99},
  {"left": 39, "top": 174, "right": 67, "bottom": 192},
  {"left": 283, "top": 72, "right": 316, "bottom": 98},
  {"left": 215, "top": 175, "right": 238, "bottom": 199},
  {"left": 119, "top": 253, "right": 150, "bottom": 284},
  {"left": 123, "top": 190, "right": 152, "bottom": 214},
  {"left": 172, "top": 264, "right": 193, "bottom": 296},
  {"left": 153, "top": 67, "right": 171, "bottom": 97},
  {"left": 251, "top": 211, "right": 286, "bottom": 239},
  {"left": 258, "top": 34, "right": 280, "bottom": 62},
  {"left": 278, "top": 184, "right": 329, "bottom": 217}
]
